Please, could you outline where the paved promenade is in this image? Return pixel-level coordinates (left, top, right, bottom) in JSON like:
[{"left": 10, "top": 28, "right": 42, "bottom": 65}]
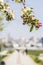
[{"left": 3, "top": 51, "right": 38, "bottom": 65}]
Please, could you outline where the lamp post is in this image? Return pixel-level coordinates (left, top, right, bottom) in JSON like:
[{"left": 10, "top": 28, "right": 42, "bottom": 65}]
[{"left": 41, "top": 38, "right": 43, "bottom": 47}]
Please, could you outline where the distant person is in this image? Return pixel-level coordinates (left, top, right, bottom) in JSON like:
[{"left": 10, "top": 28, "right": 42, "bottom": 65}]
[
  {"left": 25, "top": 49, "right": 28, "bottom": 54},
  {"left": 16, "top": 49, "right": 19, "bottom": 52}
]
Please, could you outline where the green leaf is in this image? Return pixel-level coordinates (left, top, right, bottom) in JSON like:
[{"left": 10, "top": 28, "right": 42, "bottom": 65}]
[
  {"left": 4, "top": 3, "right": 8, "bottom": 8},
  {"left": 23, "top": 0, "right": 25, "bottom": 2},
  {"left": 0, "top": 17, "right": 3, "bottom": 21},
  {"left": 33, "top": 19, "right": 39, "bottom": 24},
  {"left": 15, "top": 0, "right": 19, "bottom": 3},
  {"left": 30, "top": 25, "right": 34, "bottom": 32},
  {"left": 15, "top": 0, "right": 25, "bottom": 3},
  {"left": 0, "top": 27, "right": 3, "bottom": 31}
]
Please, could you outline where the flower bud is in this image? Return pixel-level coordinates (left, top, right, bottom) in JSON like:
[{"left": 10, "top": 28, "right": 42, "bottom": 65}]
[{"left": 38, "top": 22, "right": 42, "bottom": 27}]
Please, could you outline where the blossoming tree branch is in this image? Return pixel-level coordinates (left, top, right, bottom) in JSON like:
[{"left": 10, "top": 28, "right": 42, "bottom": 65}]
[{"left": 0, "top": 0, "right": 42, "bottom": 31}]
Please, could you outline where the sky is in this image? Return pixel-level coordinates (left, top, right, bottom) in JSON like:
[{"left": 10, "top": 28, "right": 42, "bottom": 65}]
[{"left": 0, "top": 0, "right": 43, "bottom": 39}]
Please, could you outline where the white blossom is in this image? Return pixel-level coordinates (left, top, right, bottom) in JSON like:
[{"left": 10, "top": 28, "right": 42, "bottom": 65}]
[
  {"left": 0, "top": 0, "right": 4, "bottom": 3},
  {"left": 32, "top": 16, "right": 35, "bottom": 20}
]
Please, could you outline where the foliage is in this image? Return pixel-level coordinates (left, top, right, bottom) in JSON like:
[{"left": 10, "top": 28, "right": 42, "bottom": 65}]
[
  {"left": 0, "top": 50, "right": 14, "bottom": 61},
  {"left": 0, "top": 0, "right": 14, "bottom": 31},
  {"left": 27, "top": 50, "right": 43, "bottom": 64},
  {"left": 7, "top": 50, "right": 14, "bottom": 54},
  {"left": 15, "top": 0, "right": 25, "bottom": 3},
  {"left": 21, "top": 6, "right": 42, "bottom": 32},
  {"left": 0, "top": 0, "right": 42, "bottom": 31},
  {"left": 0, "top": 2, "right": 14, "bottom": 21},
  {"left": 0, "top": 16, "right": 3, "bottom": 21},
  {"left": 0, "top": 55, "right": 7, "bottom": 61},
  {"left": 27, "top": 50, "right": 43, "bottom": 56},
  {"left": 34, "top": 57, "right": 42, "bottom": 63}
]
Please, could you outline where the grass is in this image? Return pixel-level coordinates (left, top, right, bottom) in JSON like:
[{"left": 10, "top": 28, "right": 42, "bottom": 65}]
[
  {"left": 7, "top": 50, "right": 14, "bottom": 54},
  {"left": 0, "top": 50, "right": 14, "bottom": 61},
  {"left": 27, "top": 50, "right": 43, "bottom": 56},
  {"left": 27, "top": 50, "right": 43, "bottom": 64},
  {"left": 0, "top": 55, "right": 7, "bottom": 61}
]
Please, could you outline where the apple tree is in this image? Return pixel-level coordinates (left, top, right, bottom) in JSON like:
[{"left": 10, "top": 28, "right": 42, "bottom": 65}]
[{"left": 0, "top": 0, "right": 42, "bottom": 31}]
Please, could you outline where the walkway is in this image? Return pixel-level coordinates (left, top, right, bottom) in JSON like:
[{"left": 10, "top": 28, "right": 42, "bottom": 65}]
[{"left": 3, "top": 51, "right": 38, "bottom": 65}]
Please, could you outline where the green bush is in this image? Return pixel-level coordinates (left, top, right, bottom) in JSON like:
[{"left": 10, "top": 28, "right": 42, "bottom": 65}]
[
  {"left": 27, "top": 50, "right": 43, "bottom": 56},
  {"left": 34, "top": 57, "right": 41, "bottom": 63},
  {"left": 0, "top": 55, "right": 7, "bottom": 61},
  {"left": 7, "top": 50, "right": 14, "bottom": 54},
  {"left": 27, "top": 50, "right": 43, "bottom": 64}
]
